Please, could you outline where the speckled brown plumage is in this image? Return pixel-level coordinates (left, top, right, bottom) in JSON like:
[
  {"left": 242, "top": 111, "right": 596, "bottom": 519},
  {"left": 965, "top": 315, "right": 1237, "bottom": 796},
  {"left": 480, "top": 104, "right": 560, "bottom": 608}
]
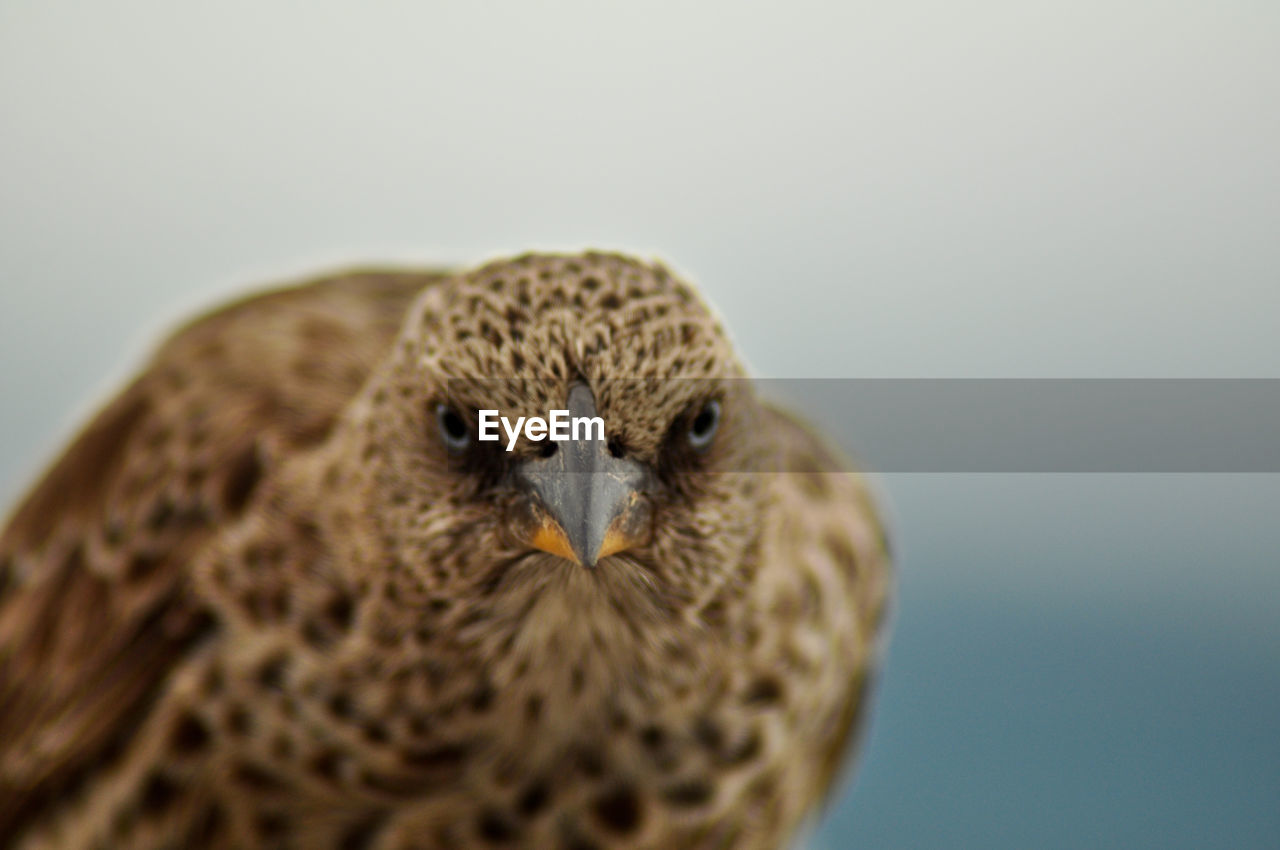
[{"left": 0, "top": 252, "right": 891, "bottom": 850}]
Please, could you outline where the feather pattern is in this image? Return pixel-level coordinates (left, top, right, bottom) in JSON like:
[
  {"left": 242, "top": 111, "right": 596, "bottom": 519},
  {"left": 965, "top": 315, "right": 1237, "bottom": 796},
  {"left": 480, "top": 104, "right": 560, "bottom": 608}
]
[{"left": 0, "top": 255, "right": 889, "bottom": 850}]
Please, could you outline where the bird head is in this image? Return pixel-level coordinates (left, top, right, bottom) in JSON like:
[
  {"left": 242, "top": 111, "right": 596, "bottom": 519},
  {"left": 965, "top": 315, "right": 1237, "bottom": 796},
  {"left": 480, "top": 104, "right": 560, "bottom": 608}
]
[{"left": 347, "top": 252, "right": 767, "bottom": 622}]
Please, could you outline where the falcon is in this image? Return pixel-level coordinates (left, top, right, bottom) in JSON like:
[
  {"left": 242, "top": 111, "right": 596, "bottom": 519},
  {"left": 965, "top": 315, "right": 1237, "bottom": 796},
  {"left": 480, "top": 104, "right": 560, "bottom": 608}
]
[{"left": 0, "top": 252, "right": 891, "bottom": 849}]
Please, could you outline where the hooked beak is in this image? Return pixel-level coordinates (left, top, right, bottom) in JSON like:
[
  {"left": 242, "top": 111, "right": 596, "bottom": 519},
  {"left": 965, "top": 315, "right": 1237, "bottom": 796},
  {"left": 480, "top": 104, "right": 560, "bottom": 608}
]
[{"left": 515, "top": 383, "right": 652, "bottom": 567}]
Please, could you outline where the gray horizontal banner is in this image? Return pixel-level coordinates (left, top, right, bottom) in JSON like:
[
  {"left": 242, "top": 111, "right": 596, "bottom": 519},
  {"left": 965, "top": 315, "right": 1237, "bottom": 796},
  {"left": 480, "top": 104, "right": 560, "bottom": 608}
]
[
  {"left": 441, "top": 379, "right": 1280, "bottom": 472},
  {"left": 763, "top": 379, "right": 1280, "bottom": 472}
]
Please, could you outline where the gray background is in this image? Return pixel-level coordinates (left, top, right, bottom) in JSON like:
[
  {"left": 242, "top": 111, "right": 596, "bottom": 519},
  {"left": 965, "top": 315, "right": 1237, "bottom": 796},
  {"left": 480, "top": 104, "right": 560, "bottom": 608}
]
[{"left": 2, "top": 3, "right": 1277, "bottom": 847}]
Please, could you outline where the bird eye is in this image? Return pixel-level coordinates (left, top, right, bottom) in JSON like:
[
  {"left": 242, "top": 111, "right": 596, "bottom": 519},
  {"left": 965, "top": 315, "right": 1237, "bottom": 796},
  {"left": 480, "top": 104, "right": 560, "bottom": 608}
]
[
  {"left": 435, "top": 403, "right": 471, "bottom": 452},
  {"left": 687, "top": 399, "right": 721, "bottom": 450}
]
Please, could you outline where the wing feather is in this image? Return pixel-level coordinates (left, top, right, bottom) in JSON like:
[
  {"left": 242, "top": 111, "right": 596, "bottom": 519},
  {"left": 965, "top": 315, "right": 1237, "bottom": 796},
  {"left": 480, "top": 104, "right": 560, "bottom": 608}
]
[
  {"left": 0, "top": 269, "right": 442, "bottom": 835},
  {"left": 757, "top": 402, "right": 893, "bottom": 815}
]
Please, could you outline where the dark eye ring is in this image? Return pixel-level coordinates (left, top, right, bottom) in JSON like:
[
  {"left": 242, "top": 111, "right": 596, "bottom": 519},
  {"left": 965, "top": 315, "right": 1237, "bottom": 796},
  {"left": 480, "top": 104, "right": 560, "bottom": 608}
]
[
  {"left": 687, "top": 399, "right": 721, "bottom": 450},
  {"left": 435, "top": 403, "right": 471, "bottom": 452}
]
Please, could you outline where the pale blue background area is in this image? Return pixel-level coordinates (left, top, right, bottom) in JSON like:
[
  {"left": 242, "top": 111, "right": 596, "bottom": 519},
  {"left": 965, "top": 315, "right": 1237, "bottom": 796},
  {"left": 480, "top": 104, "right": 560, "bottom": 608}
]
[{"left": 2, "top": 4, "right": 1277, "bottom": 847}]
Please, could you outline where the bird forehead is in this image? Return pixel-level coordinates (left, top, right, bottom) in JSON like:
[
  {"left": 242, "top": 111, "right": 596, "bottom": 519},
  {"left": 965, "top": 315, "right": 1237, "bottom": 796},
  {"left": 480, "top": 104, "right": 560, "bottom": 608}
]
[
  {"left": 419, "top": 252, "right": 738, "bottom": 389},
  {"left": 438, "top": 254, "right": 720, "bottom": 345}
]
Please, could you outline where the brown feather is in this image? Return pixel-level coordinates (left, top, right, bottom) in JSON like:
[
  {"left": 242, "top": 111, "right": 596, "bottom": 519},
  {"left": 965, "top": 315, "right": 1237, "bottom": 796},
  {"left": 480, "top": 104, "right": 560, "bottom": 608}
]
[
  {"left": 0, "top": 255, "right": 891, "bottom": 850},
  {"left": 0, "top": 269, "right": 443, "bottom": 841}
]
